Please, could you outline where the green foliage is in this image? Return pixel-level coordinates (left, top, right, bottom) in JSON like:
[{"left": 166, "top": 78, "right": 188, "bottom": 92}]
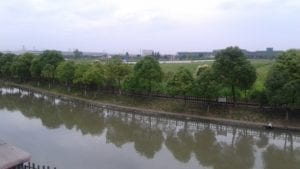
[
  {"left": 41, "top": 64, "right": 56, "bottom": 80},
  {"left": 30, "top": 50, "right": 64, "bottom": 79},
  {"left": 73, "top": 63, "right": 91, "bottom": 86},
  {"left": 124, "top": 56, "right": 163, "bottom": 93},
  {"left": 73, "top": 49, "right": 83, "bottom": 59},
  {"left": 84, "top": 62, "right": 106, "bottom": 87},
  {"left": 195, "top": 67, "right": 221, "bottom": 99},
  {"left": 265, "top": 50, "right": 300, "bottom": 107},
  {"left": 167, "top": 67, "right": 195, "bottom": 96},
  {"left": 30, "top": 56, "right": 43, "bottom": 79},
  {"left": 56, "top": 61, "right": 76, "bottom": 86},
  {"left": 105, "top": 57, "right": 131, "bottom": 89},
  {"left": 212, "top": 47, "right": 257, "bottom": 103},
  {"left": 1, "top": 47, "right": 299, "bottom": 108},
  {"left": 10, "top": 53, "right": 34, "bottom": 81},
  {"left": 195, "top": 64, "right": 210, "bottom": 76},
  {"left": 0, "top": 53, "right": 16, "bottom": 78},
  {"left": 40, "top": 50, "right": 64, "bottom": 67}
]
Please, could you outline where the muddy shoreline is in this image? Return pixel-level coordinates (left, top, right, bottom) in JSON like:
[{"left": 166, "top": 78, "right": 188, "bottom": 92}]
[{"left": 2, "top": 82, "right": 300, "bottom": 132}]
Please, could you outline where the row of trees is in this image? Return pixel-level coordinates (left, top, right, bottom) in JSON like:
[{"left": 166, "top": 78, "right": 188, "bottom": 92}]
[{"left": 0, "top": 47, "right": 299, "bottom": 107}]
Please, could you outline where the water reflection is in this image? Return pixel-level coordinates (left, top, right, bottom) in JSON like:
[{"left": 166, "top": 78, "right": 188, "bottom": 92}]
[{"left": 0, "top": 86, "right": 300, "bottom": 169}]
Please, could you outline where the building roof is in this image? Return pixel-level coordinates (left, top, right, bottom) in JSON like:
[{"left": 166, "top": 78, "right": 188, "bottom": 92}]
[{"left": 0, "top": 141, "right": 31, "bottom": 169}]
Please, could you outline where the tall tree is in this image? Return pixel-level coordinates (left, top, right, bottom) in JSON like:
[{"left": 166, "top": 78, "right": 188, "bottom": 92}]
[
  {"left": 73, "top": 49, "right": 83, "bottom": 59},
  {"left": 106, "top": 57, "right": 131, "bottom": 94},
  {"left": 10, "top": 53, "right": 34, "bottom": 81},
  {"left": 265, "top": 50, "right": 300, "bottom": 109},
  {"left": 212, "top": 47, "right": 256, "bottom": 104},
  {"left": 0, "top": 53, "right": 16, "bottom": 79},
  {"left": 73, "top": 63, "right": 91, "bottom": 94},
  {"left": 84, "top": 62, "right": 106, "bottom": 89},
  {"left": 41, "top": 64, "right": 56, "bottom": 88},
  {"left": 56, "top": 61, "right": 75, "bottom": 91},
  {"left": 40, "top": 50, "right": 64, "bottom": 67},
  {"left": 196, "top": 66, "right": 221, "bottom": 99},
  {"left": 30, "top": 50, "right": 64, "bottom": 85},
  {"left": 128, "top": 56, "right": 163, "bottom": 94},
  {"left": 167, "top": 67, "right": 195, "bottom": 102}
]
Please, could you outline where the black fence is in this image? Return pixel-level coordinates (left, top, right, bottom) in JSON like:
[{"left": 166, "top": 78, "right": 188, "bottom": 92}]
[
  {"left": 98, "top": 89, "right": 261, "bottom": 106},
  {"left": 16, "top": 162, "right": 56, "bottom": 169}
]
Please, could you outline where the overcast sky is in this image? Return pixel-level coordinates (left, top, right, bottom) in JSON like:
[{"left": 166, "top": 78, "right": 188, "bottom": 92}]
[{"left": 0, "top": 0, "right": 299, "bottom": 54}]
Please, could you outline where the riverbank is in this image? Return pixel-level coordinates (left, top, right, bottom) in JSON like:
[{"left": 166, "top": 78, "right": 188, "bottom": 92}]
[{"left": 2, "top": 81, "right": 300, "bottom": 132}]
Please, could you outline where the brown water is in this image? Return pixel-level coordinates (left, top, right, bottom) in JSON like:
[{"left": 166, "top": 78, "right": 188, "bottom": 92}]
[{"left": 0, "top": 86, "right": 299, "bottom": 169}]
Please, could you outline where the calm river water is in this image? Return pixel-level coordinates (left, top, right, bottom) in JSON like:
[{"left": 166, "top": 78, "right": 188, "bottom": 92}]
[{"left": 0, "top": 86, "right": 299, "bottom": 169}]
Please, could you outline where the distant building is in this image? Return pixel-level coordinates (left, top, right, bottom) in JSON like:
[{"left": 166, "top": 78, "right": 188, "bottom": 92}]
[
  {"left": 1, "top": 50, "right": 43, "bottom": 55},
  {"left": 242, "top": 48, "right": 283, "bottom": 59},
  {"left": 142, "top": 50, "right": 154, "bottom": 56}
]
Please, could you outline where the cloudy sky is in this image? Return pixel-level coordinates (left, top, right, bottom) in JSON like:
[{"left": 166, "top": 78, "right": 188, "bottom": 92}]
[{"left": 0, "top": 0, "right": 299, "bottom": 54}]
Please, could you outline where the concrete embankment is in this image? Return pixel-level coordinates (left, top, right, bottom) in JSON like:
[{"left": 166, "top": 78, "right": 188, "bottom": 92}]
[{"left": 3, "top": 82, "right": 300, "bottom": 132}]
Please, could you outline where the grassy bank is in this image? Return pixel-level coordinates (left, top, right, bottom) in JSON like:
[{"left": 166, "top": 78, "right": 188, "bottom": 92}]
[{"left": 4, "top": 80, "right": 298, "bottom": 128}]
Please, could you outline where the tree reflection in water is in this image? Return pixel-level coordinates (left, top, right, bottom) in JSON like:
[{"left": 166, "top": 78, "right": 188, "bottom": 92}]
[{"left": 1, "top": 87, "right": 300, "bottom": 169}]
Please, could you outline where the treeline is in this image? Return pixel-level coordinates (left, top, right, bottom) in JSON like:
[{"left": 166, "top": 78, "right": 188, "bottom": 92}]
[{"left": 0, "top": 47, "right": 299, "bottom": 108}]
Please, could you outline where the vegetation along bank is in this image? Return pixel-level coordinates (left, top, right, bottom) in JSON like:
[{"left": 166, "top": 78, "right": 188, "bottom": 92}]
[{"left": 0, "top": 46, "right": 299, "bottom": 121}]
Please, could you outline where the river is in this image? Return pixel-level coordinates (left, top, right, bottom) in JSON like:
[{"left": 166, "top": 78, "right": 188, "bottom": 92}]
[{"left": 0, "top": 86, "right": 299, "bottom": 169}]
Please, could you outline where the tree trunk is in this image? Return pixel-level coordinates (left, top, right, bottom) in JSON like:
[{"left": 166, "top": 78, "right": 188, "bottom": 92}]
[
  {"left": 148, "top": 80, "right": 152, "bottom": 96},
  {"left": 67, "top": 82, "right": 70, "bottom": 92},
  {"left": 118, "top": 79, "right": 122, "bottom": 95},
  {"left": 206, "top": 104, "right": 210, "bottom": 113},
  {"left": 231, "top": 85, "right": 236, "bottom": 106},
  {"left": 285, "top": 108, "right": 289, "bottom": 121}
]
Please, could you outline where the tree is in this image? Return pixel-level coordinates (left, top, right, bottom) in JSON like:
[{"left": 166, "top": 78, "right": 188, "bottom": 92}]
[
  {"left": 41, "top": 64, "right": 56, "bottom": 88},
  {"left": 195, "top": 64, "right": 210, "bottom": 76},
  {"left": 126, "top": 56, "right": 163, "bottom": 94},
  {"left": 84, "top": 62, "right": 106, "bottom": 89},
  {"left": 30, "top": 50, "right": 64, "bottom": 85},
  {"left": 40, "top": 50, "right": 64, "bottom": 67},
  {"left": 196, "top": 66, "right": 221, "bottom": 99},
  {"left": 73, "top": 49, "right": 83, "bottom": 59},
  {"left": 105, "top": 57, "right": 131, "bottom": 94},
  {"left": 0, "top": 53, "right": 16, "bottom": 79},
  {"left": 167, "top": 67, "right": 195, "bottom": 102},
  {"left": 73, "top": 63, "right": 90, "bottom": 94},
  {"left": 10, "top": 53, "right": 34, "bottom": 81},
  {"left": 265, "top": 50, "right": 300, "bottom": 109},
  {"left": 212, "top": 47, "right": 256, "bottom": 104},
  {"left": 56, "top": 61, "right": 75, "bottom": 91},
  {"left": 30, "top": 56, "right": 43, "bottom": 85}
]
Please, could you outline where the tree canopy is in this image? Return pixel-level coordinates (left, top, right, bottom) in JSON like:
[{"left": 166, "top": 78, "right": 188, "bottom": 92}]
[
  {"left": 124, "top": 56, "right": 163, "bottom": 94},
  {"left": 56, "top": 61, "right": 76, "bottom": 90},
  {"left": 167, "top": 67, "right": 195, "bottom": 97},
  {"left": 212, "top": 47, "right": 257, "bottom": 103},
  {"left": 105, "top": 57, "right": 131, "bottom": 91},
  {"left": 265, "top": 50, "right": 300, "bottom": 108}
]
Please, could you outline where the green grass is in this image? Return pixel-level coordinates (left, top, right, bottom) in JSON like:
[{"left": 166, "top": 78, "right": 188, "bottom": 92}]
[
  {"left": 251, "top": 60, "right": 274, "bottom": 91},
  {"left": 160, "top": 59, "right": 274, "bottom": 91},
  {"left": 160, "top": 61, "right": 213, "bottom": 74}
]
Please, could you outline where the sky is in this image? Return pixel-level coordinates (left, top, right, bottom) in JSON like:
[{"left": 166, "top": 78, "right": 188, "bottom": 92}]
[{"left": 0, "top": 0, "right": 299, "bottom": 54}]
